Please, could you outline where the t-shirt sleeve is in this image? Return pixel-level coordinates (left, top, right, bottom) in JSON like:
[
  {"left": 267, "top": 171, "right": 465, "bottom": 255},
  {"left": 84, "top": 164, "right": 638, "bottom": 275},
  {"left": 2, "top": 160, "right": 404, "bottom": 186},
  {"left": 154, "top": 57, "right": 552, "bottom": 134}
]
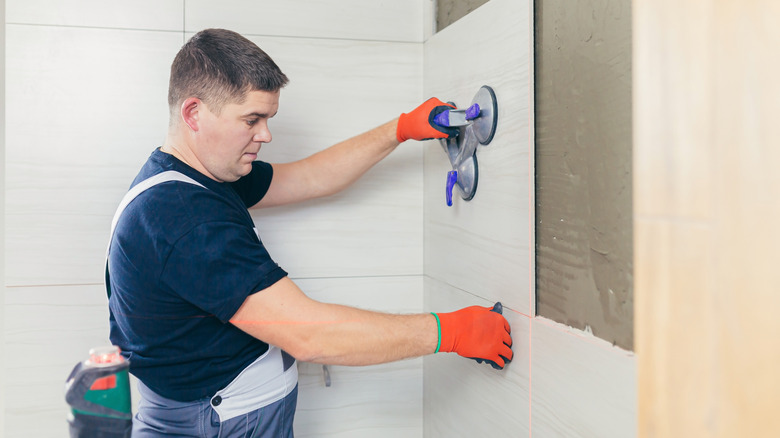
[
  {"left": 159, "top": 220, "right": 287, "bottom": 323},
  {"left": 230, "top": 161, "right": 274, "bottom": 208}
]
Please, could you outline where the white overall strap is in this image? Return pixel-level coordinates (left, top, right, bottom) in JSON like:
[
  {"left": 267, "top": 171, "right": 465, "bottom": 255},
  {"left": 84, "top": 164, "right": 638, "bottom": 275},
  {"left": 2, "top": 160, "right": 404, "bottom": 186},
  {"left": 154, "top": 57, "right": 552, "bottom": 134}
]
[
  {"left": 105, "top": 171, "right": 206, "bottom": 298},
  {"left": 107, "top": 170, "right": 206, "bottom": 256}
]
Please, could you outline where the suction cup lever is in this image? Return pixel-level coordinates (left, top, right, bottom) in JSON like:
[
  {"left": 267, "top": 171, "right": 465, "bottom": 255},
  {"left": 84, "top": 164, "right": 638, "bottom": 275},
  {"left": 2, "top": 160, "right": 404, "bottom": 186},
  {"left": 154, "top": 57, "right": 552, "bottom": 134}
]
[
  {"left": 433, "top": 103, "right": 481, "bottom": 127},
  {"left": 438, "top": 85, "right": 498, "bottom": 207},
  {"left": 446, "top": 171, "right": 458, "bottom": 207}
]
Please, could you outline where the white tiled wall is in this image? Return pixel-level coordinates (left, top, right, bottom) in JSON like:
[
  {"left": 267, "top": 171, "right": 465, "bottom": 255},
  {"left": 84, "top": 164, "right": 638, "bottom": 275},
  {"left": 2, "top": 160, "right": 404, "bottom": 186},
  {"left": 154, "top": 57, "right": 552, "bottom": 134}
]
[
  {"left": 6, "top": 0, "right": 184, "bottom": 31},
  {"left": 421, "top": 1, "right": 636, "bottom": 437},
  {"left": 4, "top": 1, "right": 638, "bottom": 437},
  {"left": 3, "top": 285, "right": 112, "bottom": 437},
  {"left": 247, "top": 35, "right": 423, "bottom": 279},
  {"left": 3, "top": 1, "right": 425, "bottom": 437},
  {"left": 1, "top": 0, "right": 6, "bottom": 431},
  {"left": 5, "top": 24, "right": 180, "bottom": 286},
  {"left": 185, "top": 0, "right": 425, "bottom": 43}
]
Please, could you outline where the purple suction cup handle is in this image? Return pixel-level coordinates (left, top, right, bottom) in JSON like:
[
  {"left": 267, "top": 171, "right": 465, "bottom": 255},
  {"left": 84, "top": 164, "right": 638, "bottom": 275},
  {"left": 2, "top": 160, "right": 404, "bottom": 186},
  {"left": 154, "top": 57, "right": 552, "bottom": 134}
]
[
  {"left": 446, "top": 170, "right": 458, "bottom": 207},
  {"left": 465, "top": 103, "right": 481, "bottom": 120},
  {"left": 433, "top": 103, "right": 482, "bottom": 127}
]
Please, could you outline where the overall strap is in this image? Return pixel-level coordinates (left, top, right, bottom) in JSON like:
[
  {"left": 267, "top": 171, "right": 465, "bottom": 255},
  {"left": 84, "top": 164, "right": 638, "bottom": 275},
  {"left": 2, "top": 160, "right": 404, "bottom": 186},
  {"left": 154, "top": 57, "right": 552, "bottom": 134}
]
[{"left": 105, "top": 171, "right": 206, "bottom": 299}]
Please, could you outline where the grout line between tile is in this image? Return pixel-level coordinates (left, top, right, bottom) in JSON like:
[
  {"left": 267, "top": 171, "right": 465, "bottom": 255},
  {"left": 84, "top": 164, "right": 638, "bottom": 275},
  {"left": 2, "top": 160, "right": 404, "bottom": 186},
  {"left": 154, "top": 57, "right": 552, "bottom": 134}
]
[{"left": 5, "top": 22, "right": 183, "bottom": 34}]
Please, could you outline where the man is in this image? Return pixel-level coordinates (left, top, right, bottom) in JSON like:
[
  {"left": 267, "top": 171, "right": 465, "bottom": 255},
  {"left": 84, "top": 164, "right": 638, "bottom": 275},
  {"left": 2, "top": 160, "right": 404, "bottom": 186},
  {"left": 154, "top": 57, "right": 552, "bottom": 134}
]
[{"left": 107, "top": 28, "right": 512, "bottom": 437}]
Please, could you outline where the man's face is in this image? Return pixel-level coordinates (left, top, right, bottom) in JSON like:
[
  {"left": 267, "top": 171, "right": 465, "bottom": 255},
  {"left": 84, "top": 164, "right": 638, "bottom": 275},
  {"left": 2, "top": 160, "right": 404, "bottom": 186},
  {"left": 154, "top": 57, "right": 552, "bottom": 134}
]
[{"left": 194, "top": 89, "right": 280, "bottom": 182}]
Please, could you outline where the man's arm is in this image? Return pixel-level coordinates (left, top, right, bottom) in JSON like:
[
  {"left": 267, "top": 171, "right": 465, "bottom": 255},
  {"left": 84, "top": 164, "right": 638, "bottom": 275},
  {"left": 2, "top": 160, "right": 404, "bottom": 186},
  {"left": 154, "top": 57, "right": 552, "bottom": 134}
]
[
  {"left": 253, "top": 98, "right": 457, "bottom": 209},
  {"left": 230, "top": 276, "right": 438, "bottom": 365},
  {"left": 253, "top": 120, "right": 399, "bottom": 209},
  {"left": 230, "top": 277, "right": 514, "bottom": 367}
]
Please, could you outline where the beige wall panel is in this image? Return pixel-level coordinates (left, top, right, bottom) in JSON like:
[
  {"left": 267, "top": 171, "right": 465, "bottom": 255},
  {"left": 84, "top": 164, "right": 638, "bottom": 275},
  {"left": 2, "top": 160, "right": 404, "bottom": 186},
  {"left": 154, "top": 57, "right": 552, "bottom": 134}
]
[
  {"left": 634, "top": 220, "right": 716, "bottom": 437},
  {"left": 635, "top": 0, "right": 780, "bottom": 436},
  {"left": 711, "top": 3, "right": 780, "bottom": 433},
  {"left": 632, "top": 0, "right": 713, "bottom": 220}
]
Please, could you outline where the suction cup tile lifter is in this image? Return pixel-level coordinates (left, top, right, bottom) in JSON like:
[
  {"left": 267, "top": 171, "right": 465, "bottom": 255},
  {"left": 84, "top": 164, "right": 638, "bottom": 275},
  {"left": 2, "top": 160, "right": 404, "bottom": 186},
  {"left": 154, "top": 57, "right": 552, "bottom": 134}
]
[{"left": 437, "top": 85, "right": 498, "bottom": 206}]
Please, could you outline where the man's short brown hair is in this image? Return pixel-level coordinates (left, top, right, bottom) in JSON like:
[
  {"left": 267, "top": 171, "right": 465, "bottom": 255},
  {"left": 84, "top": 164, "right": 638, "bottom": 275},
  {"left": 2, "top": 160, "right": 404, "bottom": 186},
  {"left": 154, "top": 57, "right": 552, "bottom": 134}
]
[{"left": 168, "top": 28, "right": 288, "bottom": 118}]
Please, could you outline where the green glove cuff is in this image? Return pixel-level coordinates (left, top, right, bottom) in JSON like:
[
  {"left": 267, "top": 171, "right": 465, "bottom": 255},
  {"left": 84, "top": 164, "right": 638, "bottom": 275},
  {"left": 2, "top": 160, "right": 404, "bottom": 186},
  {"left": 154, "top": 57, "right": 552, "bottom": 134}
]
[{"left": 430, "top": 312, "right": 442, "bottom": 354}]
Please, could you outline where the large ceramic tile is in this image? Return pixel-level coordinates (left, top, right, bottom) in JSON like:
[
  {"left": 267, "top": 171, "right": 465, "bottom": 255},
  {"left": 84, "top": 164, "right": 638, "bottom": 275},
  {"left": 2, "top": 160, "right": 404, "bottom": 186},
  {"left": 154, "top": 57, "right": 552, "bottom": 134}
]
[
  {"left": 531, "top": 317, "right": 636, "bottom": 438},
  {"left": 6, "top": 0, "right": 184, "bottom": 31},
  {"left": 424, "top": 277, "right": 530, "bottom": 437},
  {"left": 185, "top": 0, "right": 424, "bottom": 42},
  {"left": 247, "top": 36, "right": 424, "bottom": 278},
  {"left": 5, "top": 25, "right": 193, "bottom": 286},
  {"left": 4, "top": 284, "right": 112, "bottom": 438},
  {"left": 293, "top": 276, "right": 423, "bottom": 437},
  {"left": 295, "top": 360, "right": 422, "bottom": 438},
  {"left": 422, "top": 0, "right": 534, "bottom": 315}
]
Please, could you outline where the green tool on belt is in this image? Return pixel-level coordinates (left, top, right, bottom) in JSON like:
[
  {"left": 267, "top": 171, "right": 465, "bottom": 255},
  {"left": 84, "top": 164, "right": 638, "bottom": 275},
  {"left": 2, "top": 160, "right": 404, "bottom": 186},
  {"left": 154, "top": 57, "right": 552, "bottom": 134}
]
[{"left": 65, "top": 346, "right": 132, "bottom": 438}]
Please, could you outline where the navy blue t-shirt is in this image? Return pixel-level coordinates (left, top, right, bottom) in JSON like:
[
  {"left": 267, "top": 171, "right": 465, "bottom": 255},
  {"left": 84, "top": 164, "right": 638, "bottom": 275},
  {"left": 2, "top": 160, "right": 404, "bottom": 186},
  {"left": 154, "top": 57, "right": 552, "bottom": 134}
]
[{"left": 108, "top": 149, "right": 287, "bottom": 401}]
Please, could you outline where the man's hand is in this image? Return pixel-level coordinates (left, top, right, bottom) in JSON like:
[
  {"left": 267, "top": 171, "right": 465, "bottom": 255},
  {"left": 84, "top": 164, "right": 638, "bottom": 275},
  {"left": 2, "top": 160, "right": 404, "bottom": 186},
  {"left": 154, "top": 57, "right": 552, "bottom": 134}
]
[
  {"left": 396, "top": 97, "right": 458, "bottom": 142},
  {"left": 434, "top": 305, "right": 513, "bottom": 369}
]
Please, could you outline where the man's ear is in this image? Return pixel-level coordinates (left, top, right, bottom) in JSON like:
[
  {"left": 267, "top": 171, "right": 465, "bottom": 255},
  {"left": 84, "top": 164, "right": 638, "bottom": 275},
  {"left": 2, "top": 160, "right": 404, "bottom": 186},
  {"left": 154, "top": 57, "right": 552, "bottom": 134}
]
[{"left": 181, "top": 97, "right": 202, "bottom": 132}]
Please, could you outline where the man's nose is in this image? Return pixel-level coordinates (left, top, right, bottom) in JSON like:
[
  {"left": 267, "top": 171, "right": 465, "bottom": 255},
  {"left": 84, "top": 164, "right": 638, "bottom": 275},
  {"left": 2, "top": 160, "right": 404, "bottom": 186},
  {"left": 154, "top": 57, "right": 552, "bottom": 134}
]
[{"left": 253, "top": 123, "right": 272, "bottom": 143}]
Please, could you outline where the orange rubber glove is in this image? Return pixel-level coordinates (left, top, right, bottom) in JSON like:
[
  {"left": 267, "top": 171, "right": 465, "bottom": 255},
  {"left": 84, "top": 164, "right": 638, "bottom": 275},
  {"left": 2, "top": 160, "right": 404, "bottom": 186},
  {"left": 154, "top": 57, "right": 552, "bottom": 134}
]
[
  {"left": 432, "top": 305, "right": 513, "bottom": 369},
  {"left": 396, "top": 97, "right": 458, "bottom": 143}
]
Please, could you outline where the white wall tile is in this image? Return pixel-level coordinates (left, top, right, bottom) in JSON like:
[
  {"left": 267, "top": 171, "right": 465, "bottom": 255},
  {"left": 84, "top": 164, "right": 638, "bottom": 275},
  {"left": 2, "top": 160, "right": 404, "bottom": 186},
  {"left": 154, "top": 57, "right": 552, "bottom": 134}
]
[
  {"left": 531, "top": 317, "right": 636, "bottom": 438},
  {"left": 422, "top": 0, "right": 534, "bottom": 315},
  {"left": 4, "top": 284, "right": 112, "bottom": 438},
  {"left": 296, "top": 361, "right": 422, "bottom": 438},
  {"left": 185, "top": 0, "right": 424, "bottom": 42},
  {"left": 1, "top": 1, "right": 6, "bottom": 433},
  {"left": 6, "top": 0, "right": 184, "bottom": 31},
  {"left": 5, "top": 25, "right": 184, "bottom": 286},
  {"left": 248, "top": 36, "right": 424, "bottom": 278},
  {"left": 293, "top": 276, "right": 423, "bottom": 437},
  {"left": 424, "top": 277, "right": 530, "bottom": 437}
]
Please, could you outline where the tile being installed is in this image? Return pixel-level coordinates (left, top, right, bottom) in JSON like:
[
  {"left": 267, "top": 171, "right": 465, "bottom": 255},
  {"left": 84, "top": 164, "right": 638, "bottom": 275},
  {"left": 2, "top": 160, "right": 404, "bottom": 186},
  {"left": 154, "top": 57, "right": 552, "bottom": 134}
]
[
  {"left": 424, "top": 277, "right": 530, "bottom": 437},
  {"left": 531, "top": 317, "right": 637, "bottom": 438},
  {"left": 423, "top": 0, "right": 533, "bottom": 315},
  {"left": 5, "top": 25, "right": 181, "bottom": 286}
]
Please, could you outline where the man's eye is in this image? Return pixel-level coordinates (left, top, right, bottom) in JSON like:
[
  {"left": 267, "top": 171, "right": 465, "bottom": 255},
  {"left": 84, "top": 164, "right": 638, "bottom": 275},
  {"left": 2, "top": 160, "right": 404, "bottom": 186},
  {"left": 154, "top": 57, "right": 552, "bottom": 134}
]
[{"left": 246, "top": 119, "right": 259, "bottom": 126}]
